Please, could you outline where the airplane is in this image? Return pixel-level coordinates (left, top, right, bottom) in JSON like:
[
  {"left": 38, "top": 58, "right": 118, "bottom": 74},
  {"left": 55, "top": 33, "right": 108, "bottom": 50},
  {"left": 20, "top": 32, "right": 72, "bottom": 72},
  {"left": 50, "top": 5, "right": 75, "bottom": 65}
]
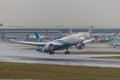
[
  {"left": 28, "top": 30, "right": 49, "bottom": 42},
  {"left": 107, "top": 36, "right": 120, "bottom": 48},
  {"left": 78, "top": 25, "right": 94, "bottom": 38},
  {"left": 63, "top": 25, "right": 94, "bottom": 37},
  {"left": 11, "top": 29, "right": 94, "bottom": 55}
]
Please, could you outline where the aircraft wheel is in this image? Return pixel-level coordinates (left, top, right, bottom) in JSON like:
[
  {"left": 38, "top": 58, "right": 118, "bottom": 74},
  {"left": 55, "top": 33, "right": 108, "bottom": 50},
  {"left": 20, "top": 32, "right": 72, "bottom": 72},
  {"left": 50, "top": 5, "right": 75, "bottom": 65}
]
[
  {"left": 64, "top": 51, "right": 70, "bottom": 54},
  {"left": 49, "top": 50, "right": 54, "bottom": 55}
]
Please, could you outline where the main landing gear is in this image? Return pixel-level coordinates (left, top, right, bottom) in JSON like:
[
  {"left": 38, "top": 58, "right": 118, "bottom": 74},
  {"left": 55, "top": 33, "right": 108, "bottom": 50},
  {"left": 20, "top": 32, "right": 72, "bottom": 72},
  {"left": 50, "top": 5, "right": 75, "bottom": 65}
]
[
  {"left": 49, "top": 44, "right": 54, "bottom": 55},
  {"left": 64, "top": 48, "right": 70, "bottom": 54},
  {"left": 49, "top": 47, "right": 70, "bottom": 55},
  {"left": 49, "top": 50, "right": 54, "bottom": 55}
]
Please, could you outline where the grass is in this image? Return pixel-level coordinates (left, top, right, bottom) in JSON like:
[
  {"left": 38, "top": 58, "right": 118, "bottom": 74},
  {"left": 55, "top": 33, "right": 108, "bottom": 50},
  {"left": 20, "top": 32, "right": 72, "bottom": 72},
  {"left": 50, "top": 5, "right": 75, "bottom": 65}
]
[{"left": 0, "top": 62, "right": 120, "bottom": 80}]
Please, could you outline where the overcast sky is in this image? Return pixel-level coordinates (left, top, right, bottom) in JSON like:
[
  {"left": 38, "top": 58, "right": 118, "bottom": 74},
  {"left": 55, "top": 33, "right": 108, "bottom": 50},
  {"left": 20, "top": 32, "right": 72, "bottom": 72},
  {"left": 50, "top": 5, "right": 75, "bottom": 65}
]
[{"left": 0, "top": 0, "right": 120, "bottom": 28}]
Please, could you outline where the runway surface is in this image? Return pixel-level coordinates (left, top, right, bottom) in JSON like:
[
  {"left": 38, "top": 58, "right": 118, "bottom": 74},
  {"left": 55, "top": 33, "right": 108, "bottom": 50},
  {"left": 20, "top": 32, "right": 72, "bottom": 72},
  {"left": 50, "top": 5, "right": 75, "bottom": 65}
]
[{"left": 0, "top": 41, "right": 120, "bottom": 68}]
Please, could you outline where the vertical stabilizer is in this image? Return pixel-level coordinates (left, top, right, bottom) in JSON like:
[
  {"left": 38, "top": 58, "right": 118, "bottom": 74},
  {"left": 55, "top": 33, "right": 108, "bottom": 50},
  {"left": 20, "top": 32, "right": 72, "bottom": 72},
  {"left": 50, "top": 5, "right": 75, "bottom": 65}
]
[
  {"left": 88, "top": 25, "right": 93, "bottom": 36},
  {"left": 45, "top": 30, "right": 48, "bottom": 36},
  {"left": 107, "top": 36, "right": 113, "bottom": 41},
  {"left": 69, "top": 28, "right": 73, "bottom": 34},
  {"left": 35, "top": 32, "right": 40, "bottom": 39}
]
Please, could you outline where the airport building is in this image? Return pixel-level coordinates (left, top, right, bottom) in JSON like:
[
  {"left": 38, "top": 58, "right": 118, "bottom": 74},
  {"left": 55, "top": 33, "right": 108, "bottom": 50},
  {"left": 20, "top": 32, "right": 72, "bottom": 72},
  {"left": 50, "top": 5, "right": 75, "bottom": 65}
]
[
  {"left": 0, "top": 27, "right": 63, "bottom": 40},
  {"left": 0, "top": 26, "right": 120, "bottom": 40}
]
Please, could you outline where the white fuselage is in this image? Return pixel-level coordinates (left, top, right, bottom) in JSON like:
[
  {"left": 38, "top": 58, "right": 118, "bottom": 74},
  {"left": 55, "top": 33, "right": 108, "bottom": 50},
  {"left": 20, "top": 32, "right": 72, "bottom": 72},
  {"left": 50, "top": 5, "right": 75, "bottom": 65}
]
[
  {"left": 58, "top": 34, "right": 85, "bottom": 44},
  {"left": 42, "top": 34, "right": 85, "bottom": 52}
]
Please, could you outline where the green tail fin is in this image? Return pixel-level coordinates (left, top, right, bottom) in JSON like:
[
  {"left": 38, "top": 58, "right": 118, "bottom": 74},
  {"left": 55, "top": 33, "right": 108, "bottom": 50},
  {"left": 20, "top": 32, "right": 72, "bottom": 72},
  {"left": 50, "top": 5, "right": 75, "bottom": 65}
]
[
  {"left": 35, "top": 32, "right": 39, "bottom": 39},
  {"left": 107, "top": 36, "right": 113, "bottom": 42}
]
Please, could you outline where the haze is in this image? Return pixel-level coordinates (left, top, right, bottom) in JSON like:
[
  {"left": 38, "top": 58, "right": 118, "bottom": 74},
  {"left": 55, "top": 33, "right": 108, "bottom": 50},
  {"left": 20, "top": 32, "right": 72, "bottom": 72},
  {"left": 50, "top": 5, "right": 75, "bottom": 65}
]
[{"left": 0, "top": 0, "right": 120, "bottom": 28}]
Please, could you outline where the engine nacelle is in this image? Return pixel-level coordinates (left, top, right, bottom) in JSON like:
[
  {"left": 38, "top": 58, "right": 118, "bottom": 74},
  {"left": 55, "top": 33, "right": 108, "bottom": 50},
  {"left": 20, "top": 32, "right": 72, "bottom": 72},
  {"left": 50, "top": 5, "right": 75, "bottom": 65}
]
[
  {"left": 36, "top": 46, "right": 43, "bottom": 52},
  {"left": 48, "top": 43, "right": 54, "bottom": 50},
  {"left": 36, "top": 43, "right": 54, "bottom": 53},
  {"left": 75, "top": 43, "right": 85, "bottom": 49}
]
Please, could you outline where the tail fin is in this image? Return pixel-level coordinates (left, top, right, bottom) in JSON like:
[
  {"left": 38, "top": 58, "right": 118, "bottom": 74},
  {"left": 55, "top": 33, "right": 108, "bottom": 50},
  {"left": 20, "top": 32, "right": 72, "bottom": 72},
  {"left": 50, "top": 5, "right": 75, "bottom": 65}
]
[
  {"left": 88, "top": 25, "right": 93, "bottom": 36},
  {"left": 34, "top": 32, "right": 45, "bottom": 42},
  {"left": 69, "top": 28, "right": 73, "bottom": 34},
  {"left": 107, "top": 36, "right": 114, "bottom": 45},
  {"left": 35, "top": 32, "right": 40, "bottom": 39},
  {"left": 45, "top": 30, "right": 48, "bottom": 36},
  {"left": 107, "top": 36, "right": 113, "bottom": 41}
]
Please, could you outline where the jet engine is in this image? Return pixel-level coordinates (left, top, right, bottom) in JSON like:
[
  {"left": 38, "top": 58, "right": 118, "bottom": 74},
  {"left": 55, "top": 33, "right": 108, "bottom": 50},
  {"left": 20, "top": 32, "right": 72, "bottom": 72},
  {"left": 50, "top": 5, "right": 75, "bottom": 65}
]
[
  {"left": 36, "top": 46, "right": 43, "bottom": 52},
  {"left": 36, "top": 43, "right": 54, "bottom": 54},
  {"left": 75, "top": 43, "right": 85, "bottom": 49},
  {"left": 48, "top": 43, "right": 54, "bottom": 50}
]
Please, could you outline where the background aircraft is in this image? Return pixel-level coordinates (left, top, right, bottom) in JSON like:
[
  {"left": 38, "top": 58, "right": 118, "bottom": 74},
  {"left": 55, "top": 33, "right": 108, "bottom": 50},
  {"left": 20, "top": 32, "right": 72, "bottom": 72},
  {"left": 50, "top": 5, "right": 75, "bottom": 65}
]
[
  {"left": 28, "top": 30, "right": 49, "bottom": 42},
  {"left": 63, "top": 25, "right": 94, "bottom": 38},
  {"left": 108, "top": 36, "right": 120, "bottom": 47}
]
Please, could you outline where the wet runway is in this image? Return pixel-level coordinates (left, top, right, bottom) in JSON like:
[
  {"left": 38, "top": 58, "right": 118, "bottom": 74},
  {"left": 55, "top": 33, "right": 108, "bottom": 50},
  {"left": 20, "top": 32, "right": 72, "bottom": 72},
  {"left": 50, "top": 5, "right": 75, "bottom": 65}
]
[{"left": 0, "top": 41, "right": 120, "bottom": 68}]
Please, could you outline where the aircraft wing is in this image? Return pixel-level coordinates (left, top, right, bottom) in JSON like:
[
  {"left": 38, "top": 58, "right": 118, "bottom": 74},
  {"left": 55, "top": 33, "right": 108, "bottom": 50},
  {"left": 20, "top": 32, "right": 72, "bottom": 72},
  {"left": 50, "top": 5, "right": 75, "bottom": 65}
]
[
  {"left": 10, "top": 40, "right": 62, "bottom": 46},
  {"left": 82, "top": 37, "right": 95, "bottom": 43}
]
